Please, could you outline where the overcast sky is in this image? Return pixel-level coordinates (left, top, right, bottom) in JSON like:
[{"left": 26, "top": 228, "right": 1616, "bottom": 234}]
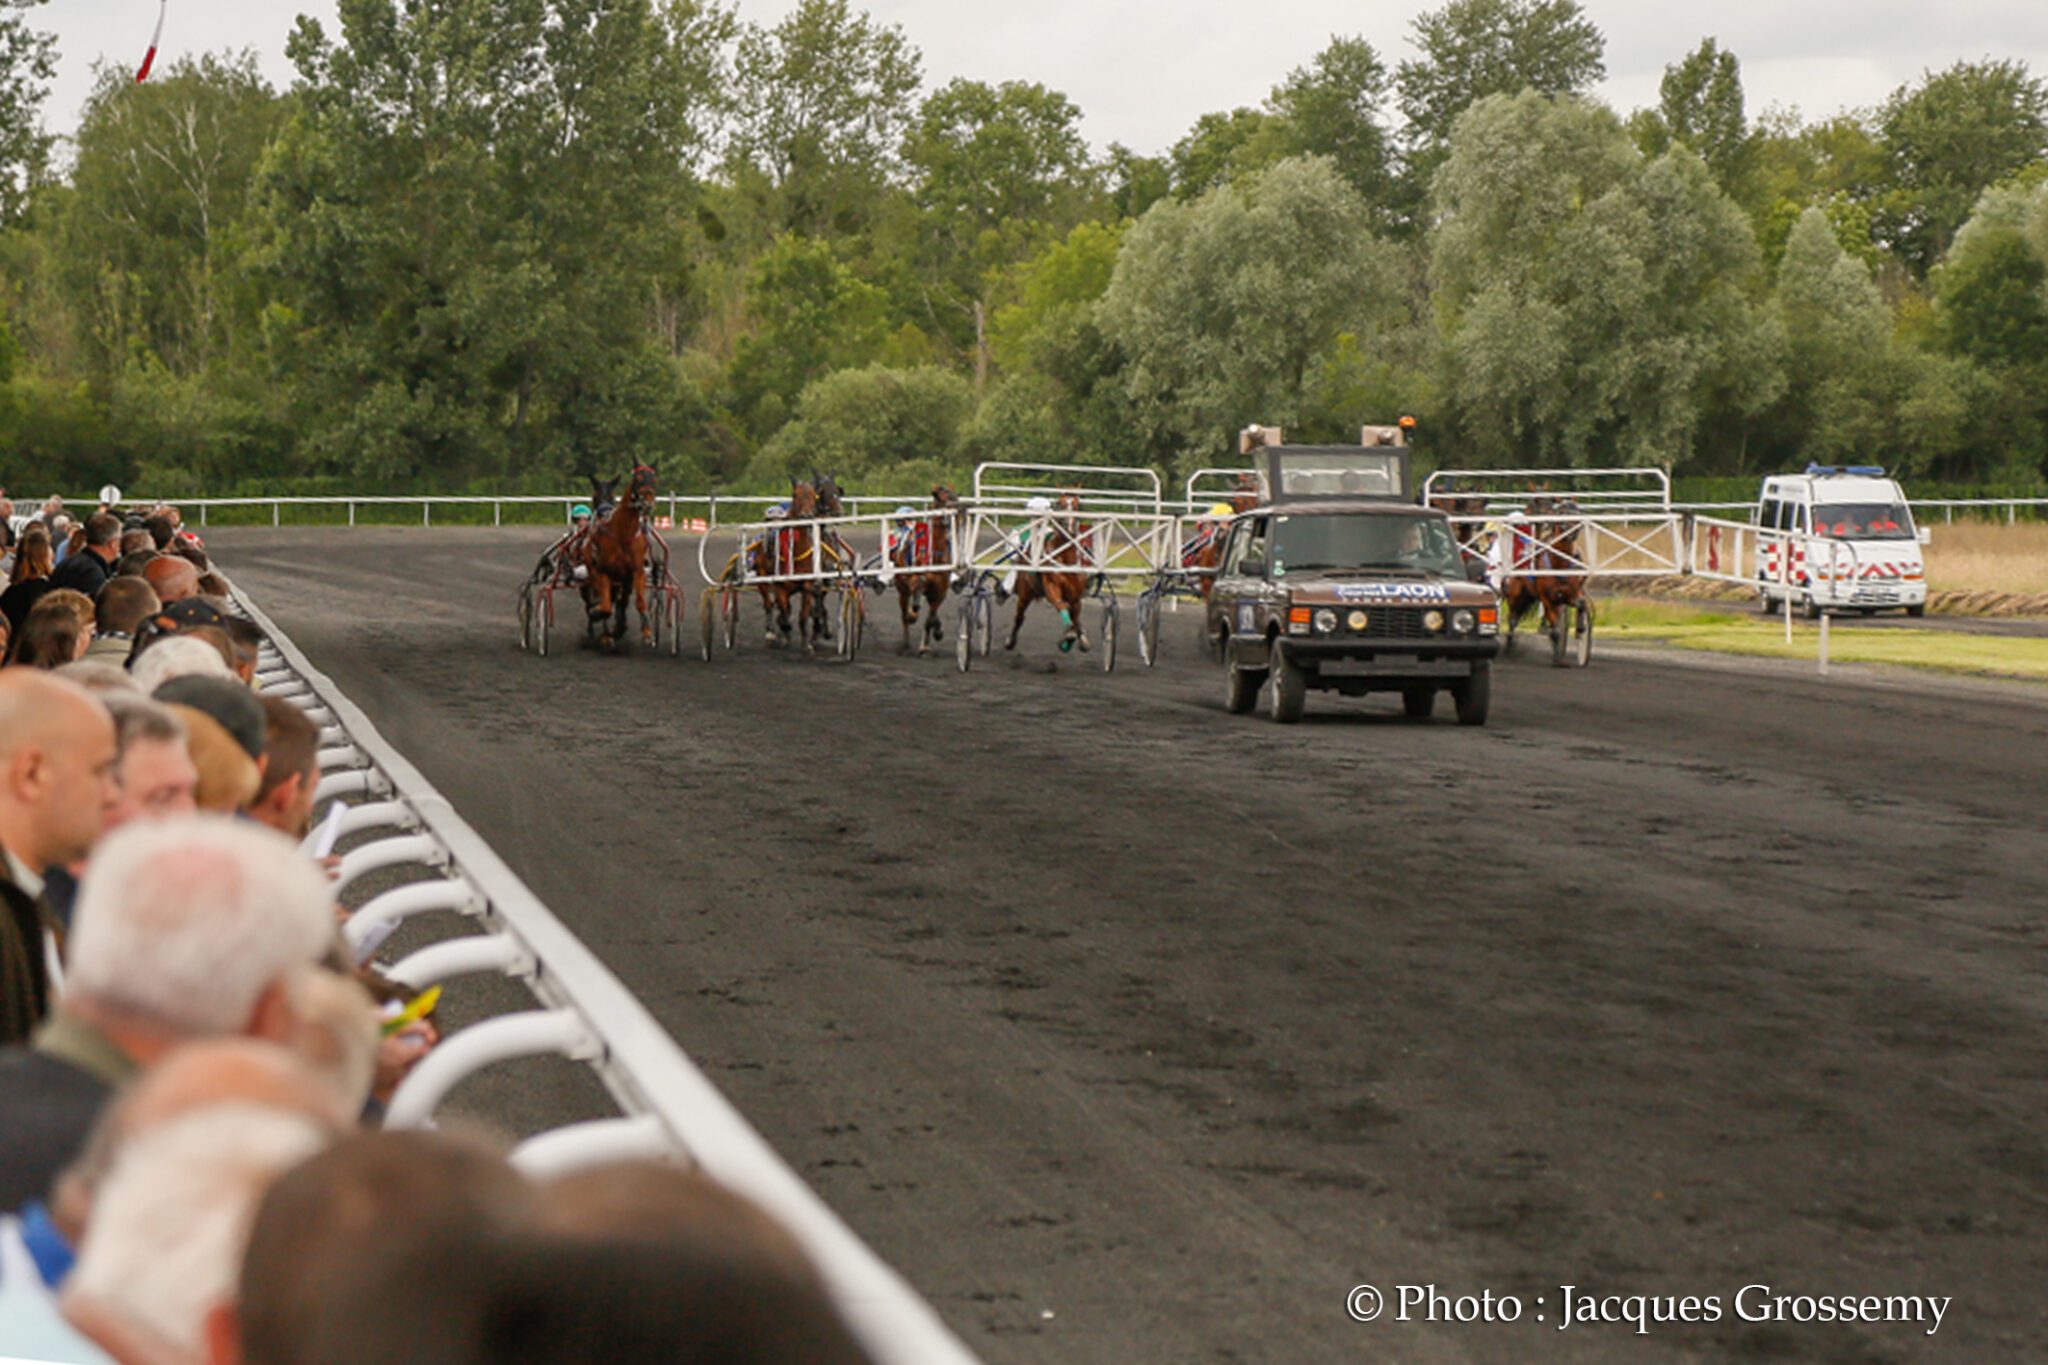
[{"left": 37, "top": 1, "right": 2048, "bottom": 155}]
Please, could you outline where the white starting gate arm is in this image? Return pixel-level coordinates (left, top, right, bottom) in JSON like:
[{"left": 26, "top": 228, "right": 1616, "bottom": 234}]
[{"left": 961, "top": 508, "right": 1176, "bottom": 579}]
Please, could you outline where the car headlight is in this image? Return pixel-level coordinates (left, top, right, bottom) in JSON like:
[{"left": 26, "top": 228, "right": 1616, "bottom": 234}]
[
  {"left": 1346, "top": 609, "right": 1369, "bottom": 632},
  {"left": 1450, "top": 609, "right": 1476, "bottom": 634},
  {"left": 1422, "top": 610, "right": 1445, "bottom": 632},
  {"left": 1313, "top": 608, "right": 1338, "bottom": 634}
]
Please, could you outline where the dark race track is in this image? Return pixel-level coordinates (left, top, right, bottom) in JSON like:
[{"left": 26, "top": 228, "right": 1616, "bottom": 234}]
[{"left": 216, "top": 527, "right": 2048, "bottom": 1363}]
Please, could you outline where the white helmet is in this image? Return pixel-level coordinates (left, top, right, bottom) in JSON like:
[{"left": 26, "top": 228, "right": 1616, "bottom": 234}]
[
  {"left": 765, "top": 505, "right": 788, "bottom": 521},
  {"left": 894, "top": 505, "right": 918, "bottom": 517},
  {"left": 1025, "top": 496, "right": 1053, "bottom": 513}
]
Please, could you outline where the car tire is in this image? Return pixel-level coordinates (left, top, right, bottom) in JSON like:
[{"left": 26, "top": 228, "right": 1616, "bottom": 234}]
[
  {"left": 1401, "top": 685, "right": 1435, "bottom": 720},
  {"left": 1268, "top": 643, "right": 1306, "bottom": 724},
  {"left": 1224, "top": 661, "right": 1264, "bottom": 714},
  {"left": 1452, "top": 661, "right": 1491, "bottom": 727},
  {"left": 1803, "top": 595, "right": 1822, "bottom": 620},
  {"left": 1906, "top": 603, "right": 1926, "bottom": 619}
]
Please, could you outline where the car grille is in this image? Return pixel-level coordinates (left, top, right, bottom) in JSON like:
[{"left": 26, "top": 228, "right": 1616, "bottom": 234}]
[{"left": 1338, "top": 607, "right": 1436, "bottom": 640}]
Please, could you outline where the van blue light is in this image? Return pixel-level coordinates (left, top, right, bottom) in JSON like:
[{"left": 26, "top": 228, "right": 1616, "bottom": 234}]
[{"left": 1805, "top": 463, "right": 1887, "bottom": 477}]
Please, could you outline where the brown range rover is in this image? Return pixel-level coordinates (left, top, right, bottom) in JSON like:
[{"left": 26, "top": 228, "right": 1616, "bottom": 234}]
[{"left": 1205, "top": 449, "right": 1501, "bottom": 724}]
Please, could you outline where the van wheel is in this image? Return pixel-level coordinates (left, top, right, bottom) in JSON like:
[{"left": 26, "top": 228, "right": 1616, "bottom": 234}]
[
  {"left": 1758, "top": 592, "right": 1776, "bottom": 615},
  {"left": 1402, "top": 685, "right": 1436, "bottom": 720},
  {"left": 1802, "top": 596, "right": 1822, "bottom": 620},
  {"left": 1905, "top": 603, "right": 1926, "bottom": 619}
]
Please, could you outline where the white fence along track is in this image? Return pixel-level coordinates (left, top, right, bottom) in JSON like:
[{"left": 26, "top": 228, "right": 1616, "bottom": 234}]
[{"left": 232, "top": 585, "right": 978, "bottom": 1365}]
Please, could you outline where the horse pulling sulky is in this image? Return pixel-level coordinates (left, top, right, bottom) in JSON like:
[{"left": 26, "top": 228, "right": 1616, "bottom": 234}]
[
  {"left": 697, "top": 474, "right": 871, "bottom": 663},
  {"left": 517, "top": 463, "right": 684, "bottom": 657}
]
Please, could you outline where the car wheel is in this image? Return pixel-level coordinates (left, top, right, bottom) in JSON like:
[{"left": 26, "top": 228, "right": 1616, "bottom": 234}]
[
  {"left": 1224, "top": 656, "right": 1264, "bottom": 714},
  {"left": 1401, "top": 685, "right": 1435, "bottom": 720},
  {"left": 1452, "top": 661, "right": 1491, "bottom": 727},
  {"left": 1268, "top": 643, "right": 1306, "bottom": 724},
  {"left": 1906, "top": 603, "right": 1926, "bottom": 619}
]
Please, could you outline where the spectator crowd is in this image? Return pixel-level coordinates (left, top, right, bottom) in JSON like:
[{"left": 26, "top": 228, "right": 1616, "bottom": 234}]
[{"left": 0, "top": 492, "right": 873, "bottom": 1364}]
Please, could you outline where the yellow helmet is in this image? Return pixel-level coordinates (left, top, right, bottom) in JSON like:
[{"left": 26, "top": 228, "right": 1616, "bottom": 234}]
[{"left": 1207, "top": 502, "right": 1235, "bottom": 518}]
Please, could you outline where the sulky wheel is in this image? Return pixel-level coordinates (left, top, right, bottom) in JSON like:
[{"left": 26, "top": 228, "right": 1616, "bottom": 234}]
[
  {"left": 518, "top": 584, "right": 534, "bottom": 653},
  {"left": 1100, "top": 595, "right": 1119, "bottom": 673},
  {"left": 720, "top": 587, "right": 740, "bottom": 652},
  {"left": 838, "top": 588, "right": 864, "bottom": 661},
  {"left": 1573, "top": 600, "right": 1592, "bottom": 668},
  {"left": 537, "top": 592, "right": 552, "bottom": 658},
  {"left": 1137, "top": 592, "right": 1161, "bottom": 668},
  {"left": 977, "top": 594, "right": 994, "bottom": 658},
  {"left": 666, "top": 590, "right": 682, "bottom": 657},
  {"left": 955, "top": 594, "right": 975, "bottom": 673},
  {"left": 698, "top": 588, "right": 717, "bottom": 662}
]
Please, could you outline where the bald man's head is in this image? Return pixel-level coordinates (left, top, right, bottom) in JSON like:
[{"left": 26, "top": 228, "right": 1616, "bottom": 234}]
[
  {"left": 51, "top": 1039, "right": 350, "bottom": 1239},
  {"left": 0, "top": 669, "right": 118, "bottom": 866},
  {"left": 143, "top": 554, "right": 200, "bottom": 604}
]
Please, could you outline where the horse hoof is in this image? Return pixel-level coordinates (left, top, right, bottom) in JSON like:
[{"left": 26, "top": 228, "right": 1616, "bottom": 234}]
[
  {"left": 1058, "top": 638, "right": 1074, "bottom": 654},
  {"left": 1077, "top": 638, "right": 1090, "bottom": 654}
]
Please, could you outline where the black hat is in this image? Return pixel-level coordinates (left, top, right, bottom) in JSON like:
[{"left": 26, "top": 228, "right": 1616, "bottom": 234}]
[{"left": 153, "top": 675, "right": 265, "bottom": 760}]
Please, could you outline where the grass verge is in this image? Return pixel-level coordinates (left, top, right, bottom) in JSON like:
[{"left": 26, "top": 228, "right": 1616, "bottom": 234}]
[{"left": 1591, "top": 598, "right": 2048, "bottom": 681}]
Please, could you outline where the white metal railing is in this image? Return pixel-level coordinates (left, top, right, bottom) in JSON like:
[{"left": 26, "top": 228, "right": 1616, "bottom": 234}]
[
  {"left": 233, "top": 587, "right": 977, "bottom": 1365},
  {"left": 971, "top": 462, "right": 1163, "bottom": 514},
  {"left": 960, "top": 506, "right": 1179, "bottom": 580}
]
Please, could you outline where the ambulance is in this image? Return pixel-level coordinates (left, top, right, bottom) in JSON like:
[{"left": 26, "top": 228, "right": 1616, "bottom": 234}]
[{"left": 1755, "top": 465, "right": 1929, "bottom": 617}]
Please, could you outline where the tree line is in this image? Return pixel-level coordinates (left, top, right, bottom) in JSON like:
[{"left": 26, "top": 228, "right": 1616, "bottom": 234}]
[{"left": 2, "top": 0, "right": 2048, "bottom": 497}]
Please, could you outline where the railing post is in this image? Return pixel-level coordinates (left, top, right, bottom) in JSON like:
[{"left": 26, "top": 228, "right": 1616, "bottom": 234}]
[
  {"left": 709, "top": 493, "right": 718, "bottom": 529},
  {"left": 423, "top": 502, "right": 431, "bottom": 527},
  {"left": 494, "top": 500, "right": 502, "bottom": 527},
  {"left": 349, "top": 502, "right": 356, "bottom": 527},
  {"left": 273, "top": 501, "right": 281, "bottom": 527}
]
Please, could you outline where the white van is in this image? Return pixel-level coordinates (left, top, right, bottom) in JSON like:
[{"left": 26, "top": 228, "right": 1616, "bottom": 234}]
[{"left": 1755, "top": 465, "right": 1930, "bottom": 617}]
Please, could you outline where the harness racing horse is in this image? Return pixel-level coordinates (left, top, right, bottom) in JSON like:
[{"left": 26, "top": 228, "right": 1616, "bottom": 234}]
[
  {"left": 1184, "top": 474, "right": 1262, "bottom": 599},
  {"left": 1005, "top": 491, "right": 1092, "bottom": 655},
  {"left": 752, "top": 481, "right": 828, "bottom": 653},
  {"left": 1427, "top": 489, "right": 1492, "bottom": 578},
  {"left": 892, "top": 485, "right": 960, "bottom": 655},
  {"left": 569, "top": 463, "right": 658, "bottom": 652},
  {"left": 1500, "top": 496, "right": 1590, "bottom": 665}
]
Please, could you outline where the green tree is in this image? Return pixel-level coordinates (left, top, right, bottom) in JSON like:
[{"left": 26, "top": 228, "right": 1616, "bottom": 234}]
[
  {"left": 61, "top": 55, "right": 287, "bottom": 377},
  {"left": 1634, "top": 39, "right": 1750, "bottom": 192},
  {"left": 728, "top": 0, "right": 920, "bottom": 235},
  {"left": 903, "top": 78, "right": 1093, "bottom": 390},
  {"left": 0, "top": 0, "right": 55, "bottom": 223},
  {"left": 727, "top": 233, "right": 889, "bottom": 432},
  {"left": 1100, "top": 156, "right": 1401, "bottom": 459},
  {"left": 1101, "top": 143, "right": 1170, "bottom": 220},
  {"left": 260, "top": 0, "right": 727, "bottom": 484},
  {"left": 1396, "top": 0, "right": 1605, "bottom": 208},
  {"left": 1263, "top": 37, "right": 1395, "bottom": 208},
  {"left": 1168, "top": 108, "right": 1270, "bottom": 200},
  {"left": 1764, "top": 207, "right": 1899, "bottom": 465},
  {"left": 1878, "top": 60, "right": 2048, "bottom": 274},
  {"left": 1931, "top": 184, "right": 2048, "bottom": 367},
  {"left": 1430, "top": 92, "right": 1781, "bottom": 467},
  {"left": 751, "top": 363, "right": 972, "bottom": 487}
]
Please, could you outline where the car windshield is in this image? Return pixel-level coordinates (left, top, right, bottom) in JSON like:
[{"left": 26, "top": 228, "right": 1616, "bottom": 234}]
[
  {"left": 1811, "top": 503, "right": 1914, "bottom": 540},
  {"left": 1269, "top": 513, "right": 1464, "bottom": 577}
]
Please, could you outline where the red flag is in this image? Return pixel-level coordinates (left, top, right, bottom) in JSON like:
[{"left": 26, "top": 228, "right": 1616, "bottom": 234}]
[{"left": 135, "top": 1, "right": 167, "bottom": 82}]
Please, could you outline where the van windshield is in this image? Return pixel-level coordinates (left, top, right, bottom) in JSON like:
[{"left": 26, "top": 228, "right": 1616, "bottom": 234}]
[{"left": 1811, "top": 504, "right": 1914, "bottom": 540}]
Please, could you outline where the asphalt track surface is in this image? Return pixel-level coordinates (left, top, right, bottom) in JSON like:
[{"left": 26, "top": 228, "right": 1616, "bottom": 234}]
[{"left": 216, "top": 527, "right": 2047, "bottom": 1364}]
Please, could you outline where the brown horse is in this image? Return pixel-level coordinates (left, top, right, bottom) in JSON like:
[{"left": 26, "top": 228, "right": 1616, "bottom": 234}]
[
  {"left": 1500, "top": 497, "right": 1588, "bottom": 664},
  {"left": 1184, "top": 474, "right": 1261, "bottom": 599},
  {"left": 1005, "top": 491, "right": 1091, "bottom": 654},
  {"left": 1427, "top": 491, "right": 1493, "bottom": 577},
  {"left": 569, "top": 463, "right": 657, "bottom": 651},
  {"left": 751, "top": 481, "right": 825, "bottom": 652},
  {"left": 893, "top": 484, "right": 959, "bottom": 655}
]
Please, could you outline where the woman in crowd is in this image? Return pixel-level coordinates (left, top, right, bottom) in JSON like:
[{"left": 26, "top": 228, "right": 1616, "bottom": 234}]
[
  {"left": 0, "top": 524, "right": 55, "bottom": 635},
  {"left": 6, "top": 591, "right": 95, "bottom": 668}
]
